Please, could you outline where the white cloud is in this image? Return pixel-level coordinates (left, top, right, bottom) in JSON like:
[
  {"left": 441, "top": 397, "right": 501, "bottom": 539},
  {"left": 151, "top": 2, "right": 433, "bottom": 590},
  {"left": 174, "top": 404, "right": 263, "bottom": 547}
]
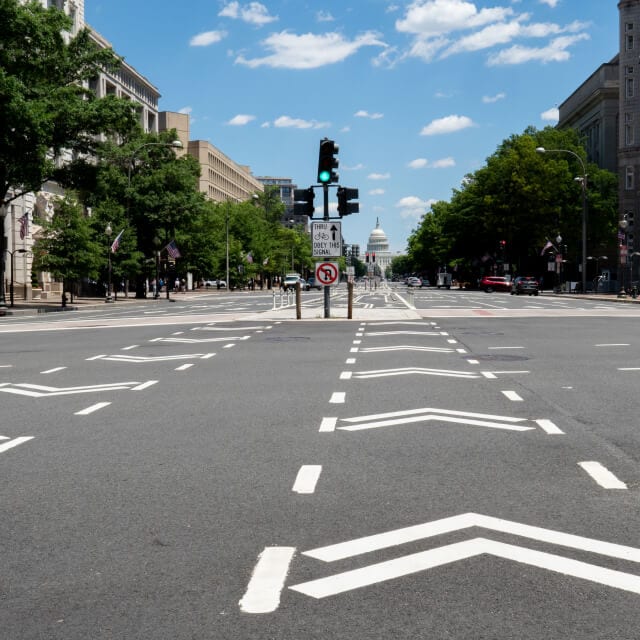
[
  {"left": 316, "top": 11, "right": 335, "bottom": 22},
  {"left": 488, "top": 33, "right": 589, "bottom": 65},
  {"left": 541, "top": 107, "right": 559, "bottom": 122},
  {"left": 190, "top": 30, "right": 227, "bottom": 47},
  {"left": 260, "top": 121, "right": 270, "bottom": 128},
  {"left": 539, "top": 0, "right": 559, "bottom": 7},
  {"left": 235, "top": 31, "right": 387, "bottom": 69},
  {"left": 219, "top": 1, "right": 278, "bottom": 26},
  {"left": 369, "top": 188, "right": 385, "bottom": 195},
  {"left": 482, "top": 92, "right": 506, "bottom": 103},
  {"left": 227, "top": 114, "right": 256, "bottom": 126},
  {"left": 178, "top": 106, "right": 193, "bottom": 114},
  {"left": 395, "top": 195, "right": 433, "bottom": 220},
  {"left": 272, "top": 115, "right": 330, "bottom": 129},
  {"left": 431, "top": 156, "right": 456, "bottom": 168},
  {"left": 342, "top": 163, "right": 365, "bottom": 170},
  {"left": 420, "top": 114, "right": 475, "bottom": 135},
  {"left": 354, "top": 110, "right": 384, "bottom": 119},
  {"left": 368, "top": 172, "right": 391, "bottom": 180},
  {"left": 408, "top": 158, "right": 428, "bottom": 169}
]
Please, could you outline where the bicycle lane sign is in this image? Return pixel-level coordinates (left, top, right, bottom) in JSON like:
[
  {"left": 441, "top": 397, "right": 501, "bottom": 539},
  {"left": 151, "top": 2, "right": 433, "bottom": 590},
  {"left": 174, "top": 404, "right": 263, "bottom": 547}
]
[
  {"left": 312, "top": 221, "right": 342, "bottom": 257},
  {"left": 315, "top": 262, "right": 339, "bottom": 286}
]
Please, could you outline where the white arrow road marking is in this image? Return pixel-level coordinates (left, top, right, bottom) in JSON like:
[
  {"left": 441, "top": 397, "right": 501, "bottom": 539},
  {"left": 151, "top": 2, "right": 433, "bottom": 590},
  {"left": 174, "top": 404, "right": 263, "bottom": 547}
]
[
  {"left": 240, "top": 547, "right": 296, "bottom": 614},
  {"left": 338, "top": 407, "right": 534, "bottom": 433},
  {"left": 291, "top": 537, "right": 640, "bottom": 599},
  {"left": 0, "top": 381, "right": 152, "bottom": 397},
  {"left": 0, "top": 437, "right": 34, "bottom": 453},
  {"left": 92, "top": 353, "right": 215, "bottom": 363},
  {"left": 352, "top": 367, "right": 482, "bottom": 380}
]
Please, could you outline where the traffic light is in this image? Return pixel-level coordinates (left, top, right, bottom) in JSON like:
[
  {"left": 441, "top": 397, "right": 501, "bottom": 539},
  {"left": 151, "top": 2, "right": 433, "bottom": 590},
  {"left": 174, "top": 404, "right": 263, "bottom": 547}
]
[
  {"left": 365, "top": 252, "right": 369, "bottom": 263},
  {"left": 293, "top": 188, "right": 315, "bottom": 217},
  {"left": 337, "top": 187, "right": 359, "bottom": 217},
  {"left": 372, "top": 252, "right": 376, "bottom": 263},
  {"left": 317, "top": 138, "right": 339, "bottom": 184}
]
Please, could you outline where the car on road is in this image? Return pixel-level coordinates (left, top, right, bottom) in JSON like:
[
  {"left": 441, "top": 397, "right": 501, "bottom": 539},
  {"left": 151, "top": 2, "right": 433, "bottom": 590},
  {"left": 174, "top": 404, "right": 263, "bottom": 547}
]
[
  {"left": 203, "top": 279, "right": 227, "bottom": 289},
  {"left": 407, "top": 277, "right": 423, "bottom": 287},
  {"left": 306, "top": 277, "right": 322, "bottom": 290},
  {"left": 480, "top": 276, "right": 511, "bottom": 292},
  {"left": 511, "top": 276, "right": 539, "bottom": 295},
  {"left": 283, "top": 274, "right": 307, "bottom": 291}
]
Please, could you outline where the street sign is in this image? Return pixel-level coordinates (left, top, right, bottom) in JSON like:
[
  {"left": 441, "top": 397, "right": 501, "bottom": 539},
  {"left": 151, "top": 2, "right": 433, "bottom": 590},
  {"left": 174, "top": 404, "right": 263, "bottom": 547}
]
[
  {"left": 312, "top": 221, "right": 342, "bottom": 257},
  {"left": 315, "top": 262, "right": 340, "bottom": 286}
]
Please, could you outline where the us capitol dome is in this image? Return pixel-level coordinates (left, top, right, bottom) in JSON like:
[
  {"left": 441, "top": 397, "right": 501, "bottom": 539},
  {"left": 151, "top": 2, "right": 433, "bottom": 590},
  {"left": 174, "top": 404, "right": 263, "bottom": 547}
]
[{"left": 366, "top": 218, "right": 392, "bottom": 272}]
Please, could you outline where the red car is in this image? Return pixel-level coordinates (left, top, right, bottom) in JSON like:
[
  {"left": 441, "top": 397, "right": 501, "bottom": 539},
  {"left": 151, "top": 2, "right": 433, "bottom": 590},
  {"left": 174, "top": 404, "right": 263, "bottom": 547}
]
[{"left": 480, "top": 276, "right": 511, "bottom": 292}]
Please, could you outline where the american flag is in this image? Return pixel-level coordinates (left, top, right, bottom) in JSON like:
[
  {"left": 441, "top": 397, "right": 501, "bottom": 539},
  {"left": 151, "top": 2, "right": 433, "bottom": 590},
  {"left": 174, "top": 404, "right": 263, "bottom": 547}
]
[
  {"left": 166, "top": 240, "right": 181, "bottom": 259},
  {"left": 110, "top": 229, "right": 124, "bottom": 253},
  {"left": 19, "top": 213, "right": 29, "bottom": 240},
  {"left": 246, "top": 252, "right": 253, "bottom": 264}
]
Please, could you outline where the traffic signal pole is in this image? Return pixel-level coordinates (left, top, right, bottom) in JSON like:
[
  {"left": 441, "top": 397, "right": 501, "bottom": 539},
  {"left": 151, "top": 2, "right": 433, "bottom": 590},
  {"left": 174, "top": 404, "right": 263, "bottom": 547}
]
[{"left": 323, "top": 183, "right": 330, "bottom": 318}]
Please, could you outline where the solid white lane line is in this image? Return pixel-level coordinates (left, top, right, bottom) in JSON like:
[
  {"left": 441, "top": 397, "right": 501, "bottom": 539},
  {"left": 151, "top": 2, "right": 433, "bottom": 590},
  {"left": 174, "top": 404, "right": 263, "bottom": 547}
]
[
  {"left": 239, "top": 547, "right": 296, "bottom": 614},
  {"left": 74, "top": 402, "right": 111, "bottom": 415},
  {"left": 175, "top": 363, "right": 194, "bottom": 371},
  {"left": 596, "top": 343, "right": 630, "bottom": 347},
  {"left": 579, "top": 462, "right": 628, "bottom": 489},
  {"left": 319, "top": 417, "right": 337, "bottom": 432},
  {"left": 330, "top": 392, "right": 346, "bottom": 404},
  {"left": 502, "top": 390, "right": 523, "bottom": 402},
  {"left": 535, "top": 419, "right": 565, "bottom": 435},
  {"left": 40, "top": 367, "right": 66, "bottom": 374},
  {"left": 292, "top": 465, "right": 322, "bottom": 494},
  {"left": 488, "top": 346, "right": 525, "bottom": 350},
  {"left": 0, "top": 437, "right": 34, "bottom": 453},
  {"left": 340, "top": 371, "right": 352, "bottom": 380}
]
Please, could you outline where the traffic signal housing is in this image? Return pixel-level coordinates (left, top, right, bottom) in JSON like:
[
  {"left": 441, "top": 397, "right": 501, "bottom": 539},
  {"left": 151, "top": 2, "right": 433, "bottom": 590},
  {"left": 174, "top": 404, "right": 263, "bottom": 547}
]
[
  {"left": 293, "top": 188, "right": 315, "bottom": 217},
  {"left": 317, "top": 138, "right": 339, "bottom": 184},
  {"left": 337, "top": 187, "right": 359, "bottom": 217}
]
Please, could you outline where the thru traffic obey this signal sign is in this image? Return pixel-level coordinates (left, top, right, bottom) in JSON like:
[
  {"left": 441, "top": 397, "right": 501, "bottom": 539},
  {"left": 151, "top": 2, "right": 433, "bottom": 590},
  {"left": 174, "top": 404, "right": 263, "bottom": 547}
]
[
  {"left": 312, "top": 221, "right": 341, "bottom": 257},
  {"left": 315, "top": 262, "right": 339, "bottom": 286}
]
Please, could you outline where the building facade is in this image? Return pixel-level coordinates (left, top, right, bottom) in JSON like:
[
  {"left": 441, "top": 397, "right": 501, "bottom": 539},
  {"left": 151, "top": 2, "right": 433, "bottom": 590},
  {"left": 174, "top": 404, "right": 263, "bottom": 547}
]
[{"left": 366, "top": 219, "right": 393, "bottom": 274}]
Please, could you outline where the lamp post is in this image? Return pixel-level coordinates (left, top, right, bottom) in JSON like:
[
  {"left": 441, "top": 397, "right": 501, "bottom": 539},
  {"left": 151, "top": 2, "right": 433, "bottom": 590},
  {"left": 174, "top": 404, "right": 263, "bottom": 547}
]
[
  {"left": 536, "top": 147, "right": 588, "bottom": 295},
  {"left": 105, "top": 223, "right": 113, "bottom": 302},
  {"left": 555, "top": 234, "right": 563, "bottom": 292},
  {"left": 2, "top": 248, "right": 28, "bottom": 307},
  {"left": 619, "top": 216, "right": 629, "bottom": 297},
  {"left": 0, "top": 206, "right": 7, "bottom": 309},
  {"left": 153, "top": 236, "right": 161, "bottom": 299}
]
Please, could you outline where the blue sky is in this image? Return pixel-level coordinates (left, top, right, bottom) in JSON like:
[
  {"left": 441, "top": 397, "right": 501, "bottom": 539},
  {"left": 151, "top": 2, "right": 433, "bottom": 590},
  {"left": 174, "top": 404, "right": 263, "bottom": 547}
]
[{"left": 85, "top": 0, "right": 618, "bottom": 253}]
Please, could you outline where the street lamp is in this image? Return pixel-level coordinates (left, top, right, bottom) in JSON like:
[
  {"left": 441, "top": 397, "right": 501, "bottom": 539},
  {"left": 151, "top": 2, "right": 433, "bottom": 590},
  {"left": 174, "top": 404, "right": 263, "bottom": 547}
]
[
  {"left": 153, "top": 235, "right": 161, "bottom": 299},
  {"left": 536, "top": 147, "right": 588, "bottom": 295},
  {"left": 619, "top": 216, "right": 630, "bottom": 297},
  {"left": 555, "top": 234, "right": 563, "bottom": 292},
  {"left": 2, "top": 248, "right": 28, "bottom": 307},
  {"left": 105, "top": 223, "right": 113, "bottom": 302}
]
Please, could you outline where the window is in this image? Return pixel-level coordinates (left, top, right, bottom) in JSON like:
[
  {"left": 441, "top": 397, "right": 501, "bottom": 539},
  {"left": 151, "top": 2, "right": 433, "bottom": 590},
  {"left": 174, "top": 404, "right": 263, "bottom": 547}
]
[
  {"left": 627, "top": 65, "right": 634, "bottom": 75},
  {"left": 627, "top": 77, "right": 635, "bottom": 98},
  {"left": 626, "top": 113, "right": 634, "bottom": 145},
  {"left": 627, "top": 166, "right": 635, "bottom": 190},
  {"left": 628, "top": 34, "right": 635, "bottom": 51},
  {"left": 627, "top": 22, "right": 635, "bottom": 32}
]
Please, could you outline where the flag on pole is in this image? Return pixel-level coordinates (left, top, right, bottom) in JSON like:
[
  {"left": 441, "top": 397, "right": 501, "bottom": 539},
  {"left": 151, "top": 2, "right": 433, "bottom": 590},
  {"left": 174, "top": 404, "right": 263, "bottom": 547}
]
[
  {"left": 246, "top": 252, "right": 253, "bottom": 264},
  {"left": 110, "top": 229, "right": 124, "bottom": 253},
  {"left": 19, "top": 212, "right": 29, "bottom": 240},
  {"left": 166, "top": 240, "right": 181, "bottom": 259},
  {"left": 262, "top": 257, "right": 269, "bottom": 266}
]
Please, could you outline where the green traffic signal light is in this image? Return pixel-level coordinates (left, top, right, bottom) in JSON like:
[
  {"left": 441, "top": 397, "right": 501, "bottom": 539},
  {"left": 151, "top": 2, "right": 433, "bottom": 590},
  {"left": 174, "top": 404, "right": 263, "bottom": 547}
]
[{"left": 317, "top": 138, "right": 338, "bottom": 184}]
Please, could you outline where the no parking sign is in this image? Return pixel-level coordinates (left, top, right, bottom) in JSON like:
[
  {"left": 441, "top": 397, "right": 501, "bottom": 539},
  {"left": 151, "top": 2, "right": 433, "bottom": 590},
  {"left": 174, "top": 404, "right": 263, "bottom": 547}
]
[{"left": 315, "top": 262, "right": 339, "bottom": 286}]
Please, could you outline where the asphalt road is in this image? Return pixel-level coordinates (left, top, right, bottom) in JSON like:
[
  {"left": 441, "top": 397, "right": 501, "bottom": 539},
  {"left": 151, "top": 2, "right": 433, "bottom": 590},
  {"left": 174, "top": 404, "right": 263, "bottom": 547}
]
[{"left": 3, "top": 288, "right": 640, "bottom": 638}]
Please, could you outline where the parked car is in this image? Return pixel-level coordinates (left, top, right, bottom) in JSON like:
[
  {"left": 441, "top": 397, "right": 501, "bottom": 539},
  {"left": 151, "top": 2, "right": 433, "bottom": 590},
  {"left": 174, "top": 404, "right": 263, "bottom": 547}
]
[
  {"left": 307, "top": 277, "right": 322, "bottom": 290},
  {"left": 203, "top": 279, "right": 227, "bottom": 289},
  {"left": 511, "top": 276, "right": 539, "bottom": 295},
  {"left": 480, "top": 276, "right": 511, "bottom": 292},
  {"left": 407, "top": 277, "right": 423, "bottom": 287}
]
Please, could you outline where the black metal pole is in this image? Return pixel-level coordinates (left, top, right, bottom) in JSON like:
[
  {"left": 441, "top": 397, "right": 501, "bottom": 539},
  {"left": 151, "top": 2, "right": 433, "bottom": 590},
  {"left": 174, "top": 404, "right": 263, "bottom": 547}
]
[{"left": 323, "top": 183, "right": 330, "bottom": 318}]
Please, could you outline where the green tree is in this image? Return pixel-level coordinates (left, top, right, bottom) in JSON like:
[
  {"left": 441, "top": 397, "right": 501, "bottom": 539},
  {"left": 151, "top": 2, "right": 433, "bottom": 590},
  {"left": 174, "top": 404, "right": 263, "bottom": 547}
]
[
  {"left": 32, "top": 196, "right": 101, "bottom": 302},
  {"left": 0, "top": 0, "right": 136, "bottom": 208}
]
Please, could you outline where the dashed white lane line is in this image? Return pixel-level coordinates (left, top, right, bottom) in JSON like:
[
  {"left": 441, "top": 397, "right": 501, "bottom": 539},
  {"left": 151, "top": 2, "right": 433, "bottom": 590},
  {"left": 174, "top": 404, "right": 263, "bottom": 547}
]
[
  {"left": 596, "top": 343, "right": 630, "bottom": 347},
  {"left": 353, "top": 340, "right": 362, "bottom": 345},
  {"left": 350, "top": 347, "right": 359, "bottom": 353},
  {"left": 535, "top": 419, "right": 564, "bottom": 435},
  {"left": 122, "top": 345, "right": 138, "bottom": 350},
  {"left": 319, "top": 417, "right": 337, "bottom": 432},
  {"left": 502, "top": 390, "right": 523, "bottom": 402},
  {"left": 346, "top": 358, "right": 356, "bottom": 364},
  {"left": 239, "top": 547, "right": 296, "bottom": 614},
  {"left": 0, "top": 437, "right": 34, "bottom": 453},
  {"left": 488, "top": 346, "right": 525, "bottom": 350},
  {"left": 579, "top": 461, "right": 627, "bottom": 489},
  {"left": 74, "top": 402, "right": 111, "bottom": 415},
  {"left": 481, "top": 371, "right": 497, "bottom": 379},
  {"left": 132, "top": 380, "right": 158, "bottom": 391},
  {"left": 340, "top": 371, "right": 353, "bottom": 380},
  {"left": 223, "top": 344, "right": 235, "bottom": 349},
  {"left": 292, "top": 465, "right": 322, "bottom": 494},
  {"left": 467, "top": 359, "right": 479, "bottom": 365},
  {"left": 175, "top": 363, "right": 194, "bottom": 371},
  {"left": 330, "top": 392, "right": 346, "bottom": 404},
  {"left": 40, "top": 367, "right": 66, "bottom": 374}
]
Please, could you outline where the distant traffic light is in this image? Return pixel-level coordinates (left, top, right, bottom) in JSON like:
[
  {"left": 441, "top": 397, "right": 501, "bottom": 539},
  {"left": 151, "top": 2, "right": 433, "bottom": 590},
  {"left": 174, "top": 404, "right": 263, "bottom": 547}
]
[
  {"left": 293, "top": 188, "right": 315, "bottom": 217},
  {"left": 365, "top": 252, "right": 369, "bottom": 263},
  {"left": 337, "top": 187, "right": 359, "bottom": 217},
  {"left": 372, "top": 252, "right": 376, "bottom": 263},
  {"left": 317, "top": 138, "right": 339, "bottom": 184}
]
